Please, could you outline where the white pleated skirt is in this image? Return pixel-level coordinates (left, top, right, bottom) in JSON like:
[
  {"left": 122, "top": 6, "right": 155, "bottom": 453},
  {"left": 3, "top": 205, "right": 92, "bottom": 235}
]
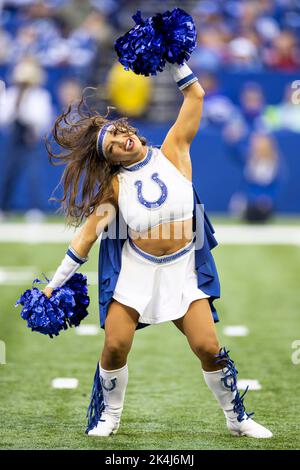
[{"left": 112, "top": 237, "right": 210, "bottom": 325}]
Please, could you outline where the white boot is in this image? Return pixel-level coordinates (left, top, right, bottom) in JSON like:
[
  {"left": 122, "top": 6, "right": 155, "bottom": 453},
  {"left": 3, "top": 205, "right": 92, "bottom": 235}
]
[
  {"left": 203, "top": 349, "right": 273, "bottom": 439},
  {"left": 227, "top": 416, "right": 273, "bottom": 438},
  {"left": 87, "top": 410, "right": 120, "bottom": 437},
  {"left": 88, "top": 363, "right": 128, "bottom": 437}
]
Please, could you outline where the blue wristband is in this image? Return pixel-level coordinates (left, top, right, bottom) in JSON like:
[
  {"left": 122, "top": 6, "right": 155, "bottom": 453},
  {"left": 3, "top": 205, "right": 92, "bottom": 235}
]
[{"left": 67, "top": 246, "right": 88, "bottom": 265}]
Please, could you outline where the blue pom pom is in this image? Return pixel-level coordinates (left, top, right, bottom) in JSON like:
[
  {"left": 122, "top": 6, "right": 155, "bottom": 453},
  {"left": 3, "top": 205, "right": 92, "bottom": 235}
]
[
  {"left": 64, "top": 273, "right": 89, "bottom": 327},
  {"left": 161, "top": 8, "right": 197, "bottom": 65},
  {"left": 15, "top": 273, "right": 90, "bottom": 338},
  {"left": 115, "top": 10, "right": 166, "bottom": 76},
  {"left": 114, "top": 8, "right": 197, "bottom": 76}
]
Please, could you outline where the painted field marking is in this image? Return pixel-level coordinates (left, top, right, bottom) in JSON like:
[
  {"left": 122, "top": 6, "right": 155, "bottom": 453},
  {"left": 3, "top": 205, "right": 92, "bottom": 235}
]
[
  {"left": 0, "top": 267, "right": 37, "bottom": 284},
  {"left": 0, "top": 268, "right": 98, "bottom": 285},
  {"left": 215, "top": 225, "right": 300, "bottom": 246},
  {"left": 237, "top": 379, "right": 262, "bottom": 391},
  {"left": 223, "top": 326, "right": 249, "bottom": 337},
  {"left": 0, "top": 223, "right": 300, "bottom": 244},
  {"left": 51, "top": 378, "right": 78, "bottom": 389},
  {"left": 75, "top": 324, "right": 99, "bottom": 336}
]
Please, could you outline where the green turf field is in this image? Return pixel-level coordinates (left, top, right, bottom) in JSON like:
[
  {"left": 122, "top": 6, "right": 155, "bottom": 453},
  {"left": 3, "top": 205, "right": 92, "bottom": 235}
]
[
  {"left": 0, "top": 240, "right": 299, "bottom": 450},
  {"left": 3, "top": 213, "right": 300, "bottom": 225}
]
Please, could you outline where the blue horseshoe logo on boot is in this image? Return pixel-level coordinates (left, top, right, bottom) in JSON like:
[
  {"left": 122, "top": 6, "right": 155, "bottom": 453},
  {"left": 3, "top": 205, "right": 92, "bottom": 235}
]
[
  {"left": 134, "top": 172, "right": 168, "bottom": 209},
  {"left": 100, "top": 376, "right": 117, "bottom": 392},
  {"left": 221, "top": 374, "right": 237, "bottom": 391}
]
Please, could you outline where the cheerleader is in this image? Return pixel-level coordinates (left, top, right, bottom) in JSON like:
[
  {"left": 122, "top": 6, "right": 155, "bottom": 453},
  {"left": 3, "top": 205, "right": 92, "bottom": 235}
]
[{"left": 43, "top": 61, "right": 272, "bottom": 439}]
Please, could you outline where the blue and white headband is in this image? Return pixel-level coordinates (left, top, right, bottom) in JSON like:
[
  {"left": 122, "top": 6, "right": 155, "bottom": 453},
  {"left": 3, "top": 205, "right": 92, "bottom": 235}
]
[{"left": 96, "top": 123, "right": 115, "bottom": 160}]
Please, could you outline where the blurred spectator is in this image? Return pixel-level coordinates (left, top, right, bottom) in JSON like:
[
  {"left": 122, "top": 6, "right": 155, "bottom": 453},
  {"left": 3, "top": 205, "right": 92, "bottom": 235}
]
[
  {"left": 0, "top": 28, "right": 12, "bottom": 64},
  {"left": 227, "top": 131, "right": 280, "bottom": 222},
  {"left": 1, "top": 1, "right": 112, "bottom": 83},
  {"left": 0, "top": 57, "right": 53, "bottom": 215},
  {"left": 262, "top": 81, "right": 300, "bottom": 131},
  {"left": 0, "top": 0, "right": 299, "bottom": 216},
  {"left": 227, "top": 36, "right": 261, "bottom": 70},
  {"left": 263, "top": 30, "right": 300, "bottom": 71},
  {"left": 38, "top": 20, "right": 97, "bottom": 71},
  {"left": 9, "top": 24, "right": 46, "bottom": 64},
  {"left": 106, "top": 62, "right": 152, "bottom": 118},
  {"left": 56, "top": 77, "right": 83, "bottom": 111},
  {"left": 197, "top": 72, "right": 243, "bottom": 129},
  {"left": 190, "top": 25, "right": 228, "bottom": 72},
  {"left": 222, "top": 81, "right": 267, "bottom": 142},
  {"left": 238, "top": 0, "right": 261, "bottom": 31},
  {"left": 191, "top": 0, "right": 300, "bottom": 72},
  {"left": 2, "top": 0, "right": 300, "bottom": 74},
  {"left": 239, "top": 82, "right": 266, "bottom": 129},
  {"left": 0, "top": 56, "right": 53, "bottom": 134}
]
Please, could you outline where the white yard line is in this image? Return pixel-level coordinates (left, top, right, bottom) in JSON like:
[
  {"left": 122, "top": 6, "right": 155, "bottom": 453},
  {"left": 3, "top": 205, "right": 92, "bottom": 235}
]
[
  {"left": 0, "top": 269, "right": 98, "bottom": 285},
  {"left": 0, "top": 223, "right": 299, "bottom": 244},
  {"left": 237, "top": 380, "right": 262, "bottom": 391},
  {"left": 1, "top": 224, "right": 299, "bottom": 285},
  {"left": 75, "top": 324, "right": 100, "bottom": 336},
  {"left": 51, "top": 378, "right": 78, "bottom": 389},
  {"left": 0, "top": 223, "right": 78, "bottom": 243},
  {"left": 223, "top": 326, "right": 249, "bottom": 337},
  {"left": 0, "top": 267, "right": 37, "bottom": 284},
  {"left": 217, "top": 225, "right": 300, "bottom": 246}
]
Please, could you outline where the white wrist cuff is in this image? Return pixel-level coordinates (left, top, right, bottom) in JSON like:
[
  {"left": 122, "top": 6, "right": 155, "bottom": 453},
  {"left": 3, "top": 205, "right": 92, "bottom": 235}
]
[
  {"left": 167, "top": 62, "right": 198, "bottom": 90},
  {"left": 47, "top": 246, "right": 88, "bottom": 289}
]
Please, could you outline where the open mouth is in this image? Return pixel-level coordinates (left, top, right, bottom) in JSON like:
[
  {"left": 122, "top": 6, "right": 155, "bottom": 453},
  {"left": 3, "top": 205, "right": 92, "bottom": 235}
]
[{"left": 125, "top": 138, "right": 135, "bottom": 151}]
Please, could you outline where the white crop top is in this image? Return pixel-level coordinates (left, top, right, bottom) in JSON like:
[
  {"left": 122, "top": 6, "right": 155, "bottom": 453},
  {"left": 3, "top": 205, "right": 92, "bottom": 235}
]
[{"left": 117, "top": 146, "right": 194, "bottom": 233}]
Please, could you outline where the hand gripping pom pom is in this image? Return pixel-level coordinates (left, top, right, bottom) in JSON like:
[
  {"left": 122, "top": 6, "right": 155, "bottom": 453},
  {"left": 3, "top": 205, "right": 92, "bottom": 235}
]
[
  {"left": 15, "top": 273, "right": 90, "bottom": 338},
  {"left": 114, "top": 8, "right": 197, "bottom": 76}
]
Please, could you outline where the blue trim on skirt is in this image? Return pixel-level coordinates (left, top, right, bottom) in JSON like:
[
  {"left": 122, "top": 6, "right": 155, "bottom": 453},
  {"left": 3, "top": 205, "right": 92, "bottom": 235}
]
[
  {"left": 98, "top": 183, "right": 220, "bottom": 331},
  {"left": 128, "top": 236, "right": 196, "bottom": 264}
]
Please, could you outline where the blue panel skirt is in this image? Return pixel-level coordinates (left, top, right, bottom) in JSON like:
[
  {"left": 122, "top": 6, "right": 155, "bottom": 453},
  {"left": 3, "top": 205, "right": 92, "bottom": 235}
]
[
  {"left": 98, "top": 184, "right": 221, "bottom": 329},
  {"left": 112, "top": 237, "right": 210, "bottom": 325}
]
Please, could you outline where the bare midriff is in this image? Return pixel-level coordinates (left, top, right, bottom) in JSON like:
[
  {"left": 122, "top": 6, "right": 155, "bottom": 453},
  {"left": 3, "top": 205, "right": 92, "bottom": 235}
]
[{"left": 128, "top": 217, "right": 194, "bottom": 256}]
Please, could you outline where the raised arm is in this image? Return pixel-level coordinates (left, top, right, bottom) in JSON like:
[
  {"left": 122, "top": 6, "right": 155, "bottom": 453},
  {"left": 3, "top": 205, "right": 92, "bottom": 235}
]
[
  {"left": 161, "top": 63, "right": 205, "bottom": 160},
  {"left": 43, "top": 177, "right": 119, "bottom": 297}
]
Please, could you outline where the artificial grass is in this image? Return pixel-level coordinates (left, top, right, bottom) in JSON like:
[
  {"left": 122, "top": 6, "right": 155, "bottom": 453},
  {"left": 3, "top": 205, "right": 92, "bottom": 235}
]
[
  {"left": 1, "top": 213, "right": 300, "bottom": 225},
  {"left": 0, "top": 243, "right": 299, "bottom": 450}
]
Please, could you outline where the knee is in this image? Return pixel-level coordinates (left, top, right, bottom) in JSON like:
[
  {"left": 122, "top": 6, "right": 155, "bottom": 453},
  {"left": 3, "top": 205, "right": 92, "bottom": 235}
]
[
  {"left": 103, "top": 336, "right": 131, "bottom": 362},
  {"left": 192, "top": 339, "right": 220, "bottom": 364}
]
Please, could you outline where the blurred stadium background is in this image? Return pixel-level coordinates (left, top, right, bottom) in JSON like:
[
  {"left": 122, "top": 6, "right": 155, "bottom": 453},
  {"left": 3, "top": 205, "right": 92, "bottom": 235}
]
[{"left": 0, "top": 0, "right": 300, "bottom": 450}]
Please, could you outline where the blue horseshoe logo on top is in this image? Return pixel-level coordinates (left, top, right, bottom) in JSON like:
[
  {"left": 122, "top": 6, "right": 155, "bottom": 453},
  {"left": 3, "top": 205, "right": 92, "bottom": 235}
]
[{"left": 134, "top": 172, "right": 168, "bottom": 209}]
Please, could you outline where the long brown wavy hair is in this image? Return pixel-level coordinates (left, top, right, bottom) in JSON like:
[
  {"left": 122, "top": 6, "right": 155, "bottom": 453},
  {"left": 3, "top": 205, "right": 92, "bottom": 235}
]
[{"left": 46, "top": 89, "right": 147, "bottom": 227}]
